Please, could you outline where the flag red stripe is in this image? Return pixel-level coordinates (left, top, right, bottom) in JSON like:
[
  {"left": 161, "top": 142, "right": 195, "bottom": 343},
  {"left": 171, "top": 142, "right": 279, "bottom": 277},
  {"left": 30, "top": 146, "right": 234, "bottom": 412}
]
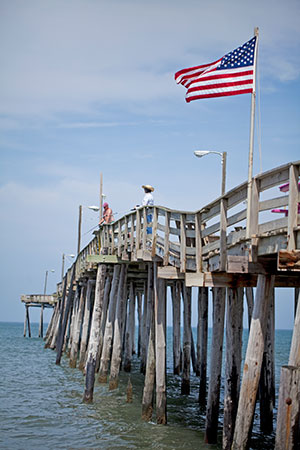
[
  {"left": 187, "top": 79, "right": 253, "bottom": 94},
  {"left": 186, "top": 88, "right": 253, "bottom": 102},
  {"left": 185, "top": 69, "right": 253, "bottom": 88},
  {"left": 174, "top": 59, "right": 220, "bottom": 80}
]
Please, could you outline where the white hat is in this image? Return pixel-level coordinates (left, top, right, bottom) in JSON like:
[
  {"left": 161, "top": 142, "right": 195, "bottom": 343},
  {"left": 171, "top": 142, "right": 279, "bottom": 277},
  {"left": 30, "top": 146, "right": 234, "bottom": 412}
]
[{"left": 142, "top": 184, "right": 154, "bottom": 192}]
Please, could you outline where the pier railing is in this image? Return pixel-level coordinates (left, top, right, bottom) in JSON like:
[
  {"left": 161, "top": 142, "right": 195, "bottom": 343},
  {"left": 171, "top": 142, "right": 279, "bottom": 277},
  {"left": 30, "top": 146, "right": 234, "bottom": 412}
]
[{"left": 59, "top": 161, "right": 299, "bottom": 288}]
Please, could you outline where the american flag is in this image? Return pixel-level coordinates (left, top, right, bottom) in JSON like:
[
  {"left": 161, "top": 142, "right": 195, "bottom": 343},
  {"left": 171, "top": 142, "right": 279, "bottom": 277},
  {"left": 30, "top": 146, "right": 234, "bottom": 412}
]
[{"left": 175, "top": 36, "right": 257, "bottom": 102}]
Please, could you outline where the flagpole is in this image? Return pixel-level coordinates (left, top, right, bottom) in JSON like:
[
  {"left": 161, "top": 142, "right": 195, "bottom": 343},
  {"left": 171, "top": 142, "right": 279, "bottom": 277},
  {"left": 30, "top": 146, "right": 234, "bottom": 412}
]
[{"left": 246, "top": 27, "right": 259, "bottom": 239}]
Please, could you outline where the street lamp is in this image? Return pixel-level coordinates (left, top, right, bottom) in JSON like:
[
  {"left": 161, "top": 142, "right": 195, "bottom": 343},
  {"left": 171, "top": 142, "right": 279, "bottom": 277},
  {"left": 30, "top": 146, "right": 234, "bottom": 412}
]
[
  {"left": 77, "top": 205, "right": 100, "bottom": 254},
  {"left": 44, "top": 269, "right": 55, "bottom": 295},
  {"left": 194, "top": 150, "right": 227, "bottom": 196},
  {"left": 61, "top": 253, "right": 75, "bottom": 281}
]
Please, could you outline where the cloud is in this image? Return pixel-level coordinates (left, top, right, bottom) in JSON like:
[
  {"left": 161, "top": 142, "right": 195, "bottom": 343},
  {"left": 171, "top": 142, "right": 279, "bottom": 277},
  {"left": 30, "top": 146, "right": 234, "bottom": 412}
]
[{"left": 0, "top": 0, "right": 299, "bottom": 119}]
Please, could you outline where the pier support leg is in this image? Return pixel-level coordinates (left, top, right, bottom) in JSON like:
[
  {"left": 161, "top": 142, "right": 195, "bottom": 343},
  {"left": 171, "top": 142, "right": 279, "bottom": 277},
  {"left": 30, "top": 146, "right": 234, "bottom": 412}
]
[
  {"left": 56, "top": 267, "right": 76, "bottom": 365},
  {"left": 124, "top": 281, "right": 135, "bottom": 372},
  {"left": 137, "top": 292, "right": 142, "bottom": 358},
  {"left": 245, "top": 287, "right": 254, "bottom": 329},
  {"left": 23, "top": 307, "right": 27, "bottom": 337},
  {"left": 95, "top": 274, "right": 112, "bottom": 373},
  {"left": 181, "top": 284, "right": 191, "bottom": 395},
  {"left": 109, "top": 264, "right": 128, "bottom": 390},
  {"left": 26, "top": 305, "right": 31, "bottom": 338},
  {"left": 142, "top": 287, "right": 155, "bottom": 421},
  {"left": 275, "top": 366, "right": 300, "bottom": 450},
  {"left": 223, "top": 287, "right": 243, "bottom": 450},
  {"left": 44, "top": 303, "right": 58, "bottom": 345},
  {"left": 70, "top": 283, "right": 86, "bottom": 368},
  {"left": 259, "top": 287, "right": 275, "bottom": 433},
  {"left": 39, "top": 304, "right": 44, "bottom": 338},
  {"left": 98, "top": 265, "right": 121, "bottom": 383},
  {"left": 197, "top": 287, "right": 208, "bottom": 406},
  {"left": 232, "top": 274, "right": 275, "bottom": 450},
  {"left": 78, "top": 279, "right": 94, "bottom": 370},
  {"left": 205, "top": 287, "right": 226, "bottom": 444},
  {"left": 83, "top": 263, "right": 107, "bottom": 403},
  {"left": 155, "top": 264, "right": 167, "bottom": 424},
  {"left": 171, "top": 281, "right": 181, "bottom": 375},
  {"left": 140, "top": 282, "right": 148, "bottom": 374}
]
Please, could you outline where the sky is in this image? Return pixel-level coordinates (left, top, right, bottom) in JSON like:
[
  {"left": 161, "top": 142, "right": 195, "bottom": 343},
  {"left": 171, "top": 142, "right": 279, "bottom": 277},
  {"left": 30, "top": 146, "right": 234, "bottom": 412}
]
[{"left": 0, "top": 0, "right": 299, "bottom": 328}]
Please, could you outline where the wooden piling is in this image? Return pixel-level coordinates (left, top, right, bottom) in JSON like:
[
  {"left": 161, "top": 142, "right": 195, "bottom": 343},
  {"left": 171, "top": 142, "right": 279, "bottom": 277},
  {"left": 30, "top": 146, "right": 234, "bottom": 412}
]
[
  {"left": 95, "top": 274, "right": 112, "bottom": 373},
  {"left": 245, "top": 287, "right": 254, "bottom": 329},
  {"left": 44, "top": 302, "right": 58, "bottom": 346},
  {"left": 232, "top": 274, "right": 275, "bottom": 450},
  {"left": 154, "top": 264, "right": 167, "bottom": 424},
  {"left": 197, "top": 287, "right": 208, "bottom": 405},
  {"left": 78, "top": 279, "right": 94, "bottom": 370},
  {"left": 205, "top": 287, "right": 226, "bottom": 444},
  {"left": 50, "top": 297, "right": 64, "bottom": 350},
  {"left": 69, "top": 283, "right": 86, "bottom": 368},
  {"left": 259, "top": 287, "right": 275, "bottom": 433},
  {"left": 56, "top": 267, "right": 75, "bottom": 365},
  {"left": 98, "top": 264, "right": 121, "bottom": 383},
  {"left": 83, "top": 262, "right": 107, "bottom": 403},
  {"left": 171, "top": 280, "right": 181, "bottom": 375},
  {"left": 142, "top": 288, "right": 155, "bottom": 422},
  {"left": 137, "top": 292, "right": 142, "bottom": 357},
  {"left": 275, "top": 366, "right": 300, "bottom": 450},
  {"left": 109, "top": 264, "right": 127, "bottom": 390},
  {"left": 25, "top": 305, "right": 31, "bottom": 337},
  {"left": 275, "top": 291, "right": 300, "bottom": 448},
  {"left": 67, "top": 284, "right": 80, "bottom": 357},
  {"left": 124, "top": 281, "right": 135, "bottom": 372},
  {"left": 223, "top": 287, "right": 244, "bottom": 450},
  {"left": 140, "top": 282, "right": 148, "bottom": 374},
  {"left": 181, "top": 283, "right": 191, "bottom": 395},
  {"left": 38, "top": 304, "right": 44, "bottom": 338}
]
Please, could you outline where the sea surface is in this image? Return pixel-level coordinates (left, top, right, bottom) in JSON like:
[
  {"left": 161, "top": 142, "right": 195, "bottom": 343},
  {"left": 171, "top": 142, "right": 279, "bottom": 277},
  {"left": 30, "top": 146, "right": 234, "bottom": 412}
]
[{"left": 0, "top": 322, "right": 292, "bottom": 450}]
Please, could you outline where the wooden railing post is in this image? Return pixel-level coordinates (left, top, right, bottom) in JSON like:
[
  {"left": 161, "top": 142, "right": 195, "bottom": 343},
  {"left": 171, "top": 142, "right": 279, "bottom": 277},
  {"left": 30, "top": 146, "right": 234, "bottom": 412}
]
[
  {"left": 163, "top": 210, "right": 170, "bottom": 266},
  {"left": 246, "top": 177, "right": 260, "bottom": 241},
  {"left": 287, "top": 164, "right": 299, "bottom": 251},
  {"left": 180, "top": 213, "right": 187, "bottom": 273},
  {"left": 195, "top": 212, "right": 203, "bottom": 272},
  {"left": 151, "top": 207, "right": 158, "bottom": 258},
  {"left": 219, "top": 198, "right": 228, "bottom": 271},
  {"left": 142, "top": 208, "right": 147, "bottom": 252},
  {"left": 136, "top": 209, "right": 141, "bottom": 251},
  {"left": 117, "top": 221, "right": 122, "bottom": 257},
  {"left": 130, "top": 214, "right": 134, "bottom": 253},
  {"left": 124, "top": 215, "right": 128, "bottom": 254}
]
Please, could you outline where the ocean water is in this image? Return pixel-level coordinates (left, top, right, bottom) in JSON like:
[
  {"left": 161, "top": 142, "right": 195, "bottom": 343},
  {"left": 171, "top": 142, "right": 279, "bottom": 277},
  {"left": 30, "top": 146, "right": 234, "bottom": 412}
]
[{"left": 0, "top": 322, "right": 292, "bottom": 450}]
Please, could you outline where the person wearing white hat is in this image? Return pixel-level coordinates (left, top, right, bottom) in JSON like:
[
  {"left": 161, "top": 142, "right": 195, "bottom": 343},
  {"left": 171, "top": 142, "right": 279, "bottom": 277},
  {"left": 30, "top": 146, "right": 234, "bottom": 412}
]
[
  {"left": 141, "top": 184, "right": 154, "bottom": 207},
  {"left": 141, "top": 185, "right": 154, "bottom": 237}
]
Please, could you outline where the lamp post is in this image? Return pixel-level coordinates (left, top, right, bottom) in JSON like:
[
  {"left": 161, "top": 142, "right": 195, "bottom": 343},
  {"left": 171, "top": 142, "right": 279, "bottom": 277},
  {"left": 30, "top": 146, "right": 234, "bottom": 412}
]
[
  {"left": 44, "top": 269, "right": 55, "bottom": 295},
  {"left": 194, "top": 150, "right": 227, "bottom": 196},
  {"left": 61, "top": 253, "right": 75, "bottom": 281},
  {"left": 77, "top": 205, "right": 100, "bottom": 254}
]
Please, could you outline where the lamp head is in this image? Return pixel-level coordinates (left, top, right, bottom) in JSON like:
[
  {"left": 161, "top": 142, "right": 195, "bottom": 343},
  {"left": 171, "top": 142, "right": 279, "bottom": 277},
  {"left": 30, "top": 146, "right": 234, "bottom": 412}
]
[
  {"left": 194, "top": 150, "right": 211, "bottom": 158},
  {"left": 88, "top": 205, "right": 100, "bottom": 211}
]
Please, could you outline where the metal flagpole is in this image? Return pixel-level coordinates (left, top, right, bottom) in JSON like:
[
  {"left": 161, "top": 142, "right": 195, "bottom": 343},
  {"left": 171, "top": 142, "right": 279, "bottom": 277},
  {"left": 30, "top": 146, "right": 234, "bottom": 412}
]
[{"left": 246, "top": 27, "right": 259, "bottom": 239}]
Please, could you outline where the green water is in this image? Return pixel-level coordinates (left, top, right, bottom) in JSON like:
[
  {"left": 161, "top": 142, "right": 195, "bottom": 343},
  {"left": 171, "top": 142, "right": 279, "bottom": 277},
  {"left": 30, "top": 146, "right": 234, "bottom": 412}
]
[{"left": 0, "top": 323, "right": 292, "bottom": 449}]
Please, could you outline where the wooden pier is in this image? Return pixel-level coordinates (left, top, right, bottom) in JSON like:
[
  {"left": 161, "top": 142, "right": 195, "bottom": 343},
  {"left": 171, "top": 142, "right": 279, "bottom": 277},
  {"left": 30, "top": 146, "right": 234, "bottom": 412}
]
[
  {"left": 24, "top": 161, "right": 300, "bottom": 449},
  {"left": 21, "top": 294, "right": 57, "bottom": 338}
]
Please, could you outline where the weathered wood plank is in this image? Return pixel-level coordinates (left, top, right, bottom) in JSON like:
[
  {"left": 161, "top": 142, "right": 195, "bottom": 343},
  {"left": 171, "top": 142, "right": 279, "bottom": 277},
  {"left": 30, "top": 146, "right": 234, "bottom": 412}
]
[
  {"left": 278, "top": 249, "right": 300, "bottom": 271},
  {"left": 275, "top": 366, "right": 300, "bottom": 450},
  {"left": 205, "top": 287, "right": 226, "bottom": 444},
  {"left": 83, "top": 262, "right": 107, "bottom": 403},
  {"left": 154, "top": 264, "right": 167, "bottom": 424},
  {"left": 232, "top": 274, "right": 275, "bottom": 450}
]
